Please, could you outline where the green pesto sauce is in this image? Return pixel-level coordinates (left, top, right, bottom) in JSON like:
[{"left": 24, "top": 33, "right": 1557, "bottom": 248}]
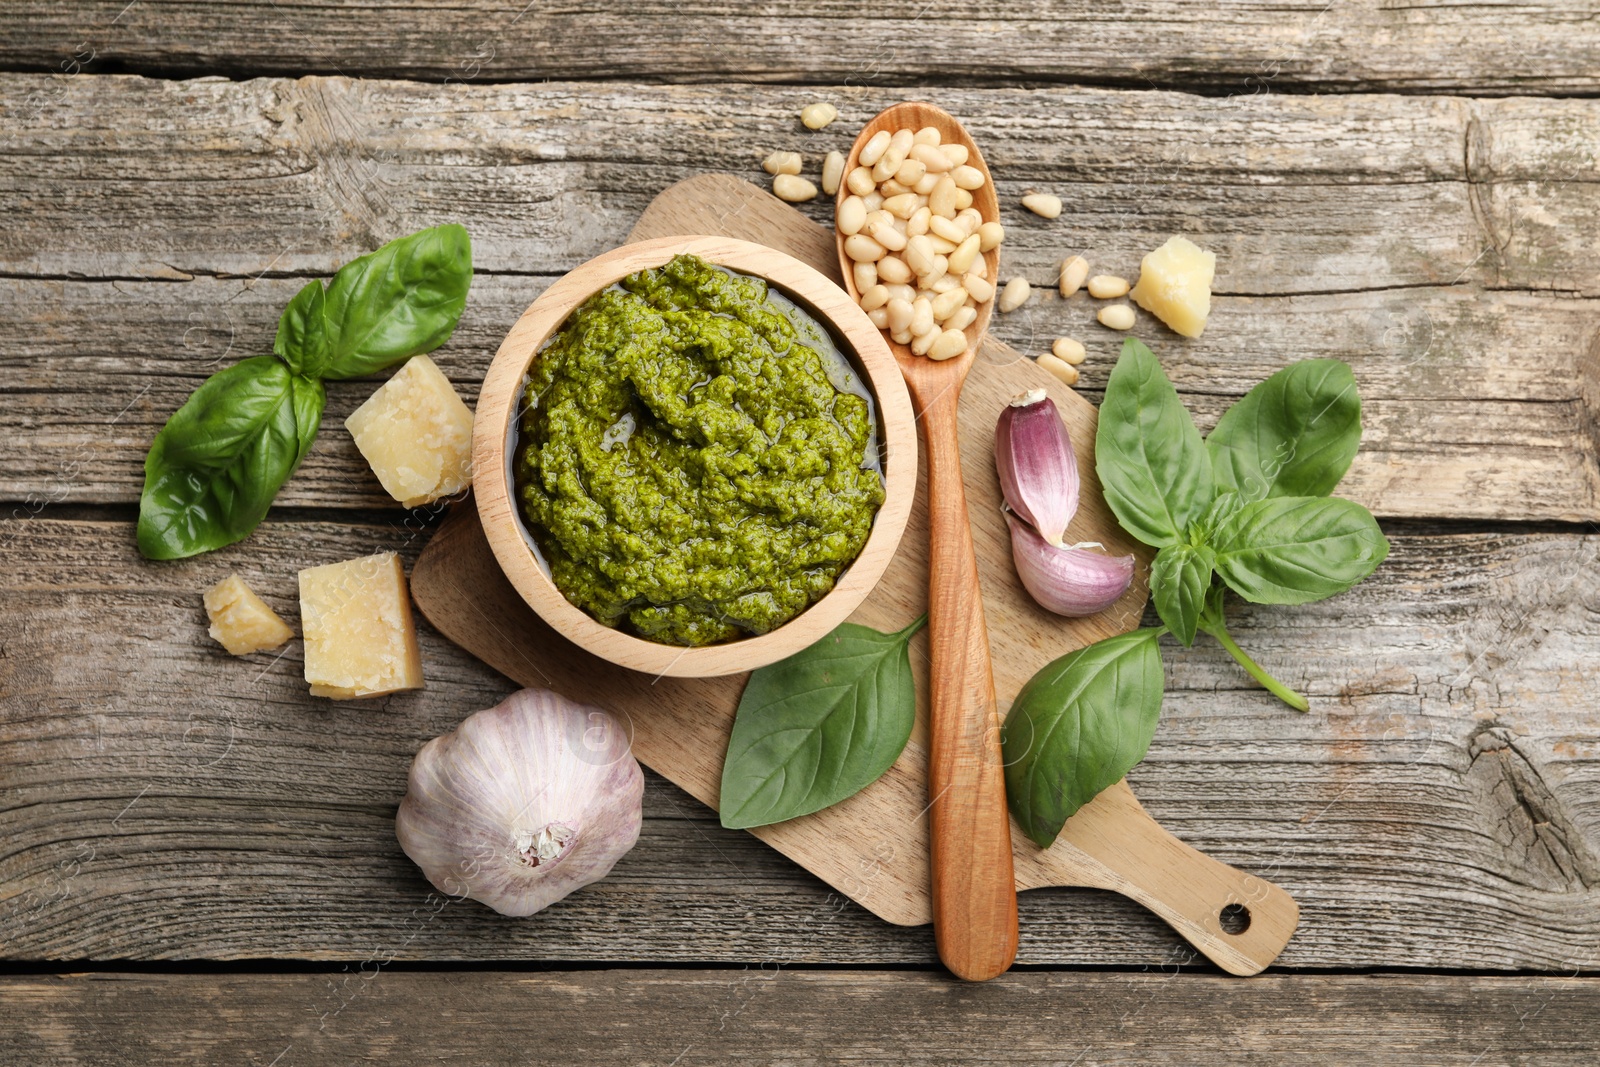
[{"left": 516, "top": 253, "right": 886, "bottom": 647}]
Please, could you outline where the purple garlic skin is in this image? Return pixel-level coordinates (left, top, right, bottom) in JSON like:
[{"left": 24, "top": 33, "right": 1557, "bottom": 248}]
[
  {"left": 1005, "top": 511, "right": 1135, "bottom": 617},
  {"left": 995, "top": 388, "right": 1080, "bottom": 547},
  {"left": 396, "top": 687, "right": 643, "bottom": 917}
]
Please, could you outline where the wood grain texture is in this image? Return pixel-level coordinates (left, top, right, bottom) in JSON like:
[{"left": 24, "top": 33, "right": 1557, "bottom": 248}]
[
  {"left": 2, "top": 518, "right": 1597, "bottom": 969},
  {"left": 469, "top": 234, "right": 917, "bottom": 677},
  {"left": 2, "top": 76, "right": 1596, "bottom": 521},
  {"left": 6, "top": 970, "right": 1600, "bottom": 1065},
  {"left": 833, "top": 102, "right": 1018, "bottom": 981},
  {"left": 4, "top": 1, "right": 1599, "bottom": 94}
]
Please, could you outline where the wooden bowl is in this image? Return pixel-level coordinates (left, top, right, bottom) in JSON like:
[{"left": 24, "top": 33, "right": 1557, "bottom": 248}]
[{"left": 473, "top": 235, "right": 917, "bottom": 678}]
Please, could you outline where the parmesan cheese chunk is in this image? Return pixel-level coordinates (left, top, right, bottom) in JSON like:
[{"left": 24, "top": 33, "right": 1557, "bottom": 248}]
[
  {"left": 298, "top": 551, "right": 424, "bottom": 700},
  {"left": 345, "top": 355, "right": 474, "bottom": 508},
  {"left": 203, "top": 574, "right": 293, "bottom": 656},
  {"left": 1129, "top": 236, "right": 1216, "bottom": 339}
]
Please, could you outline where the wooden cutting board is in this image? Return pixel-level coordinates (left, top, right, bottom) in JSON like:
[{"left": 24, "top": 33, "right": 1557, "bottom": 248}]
[{"left": 412, "top": 174, "right": 1299, "bottom": 975}]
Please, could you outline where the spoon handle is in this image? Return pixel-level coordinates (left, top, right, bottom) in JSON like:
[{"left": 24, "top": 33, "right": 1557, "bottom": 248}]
[{"left": 917, "top": 379, "right": 1019, "bottom": 981}]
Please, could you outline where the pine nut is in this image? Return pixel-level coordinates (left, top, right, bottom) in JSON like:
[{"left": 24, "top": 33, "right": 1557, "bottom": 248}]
[
  {"left": 1039, "top": 352, "right": 1080, "bottom": 386},
  {"left": 928, "top": 215, "right": 966, "bottom": 244},
  {"left": 821, "top": 151, "right": 845, "bottom": 195},
  {"left": 954, "top": 208, "right": 983, "bottom": 236},
  {"left": 963, "top": 273, "right": 995, "bottom": 302},
  {"left": 888, "top": 128, "right": 914, "bottom": 156},
  {"left": 1021, "top": 192, "right": 1063, "bottom": 219},
  {"left": 862, "top": 190, "right": 883, "bottom": 211},
  {"left": 928, "top": 175, "right": 958, "bottom": 218},
  {"left": 1059, "top": 255, "right": 1089, "bottom": 297},
  {"left": 966, "top": 257, "right": 988, "bottom": 280},
  {"left": 886, "top": 297, "right": 914, "bottom": 332},
  {"left": 907, "top": 207, "right": 931, "bottom": 237},
  {"left": 862, "top": 210, "right": 893, "bottom": 232},
  {"left": 910, "top": 297, "right": 934, "bottom": 337},
  {"left": 845, "top": 233, "right": 887, "bottom": 262},
  {"left": 877, "top": 255, "right": 912, "bottom": 286},
  {"left": 762, "top": 151, "right": 803, "bottom": 176},
  {"left": 1098, "top": 304, "right": 1136, "bottom": 330},
  {"left": 946, "top": 305, "right": 978, "bottom": 332},
  {"left": 1087, "top": 274, "right": 1129, "bottom": 299},
  {"left": 867, "top": 306, "right": 890, "bottom": 329},
  {"left": 978, "top": 222, "right": 1005, "bottom": 252},
  {"left": 938, "top": 144, "right": 969, "bottom": 168},
  {"left": 904, "top": 235, "right": 936, "bottom": 277},
  {"left": 928, "top": 328, "right": 968, "bottom": 361},
  {"left": 999, "top": 276, "right": 1032, "bottom": 313},
  {"left": 890, "top": 329, "right": 912, "bottom": 345},
  {"left": 858, "top": 130, "right": 892, "bottom": 167},
  {"left": 910, "top": 143, "right": 952, "bottom": 172},
  {"left": 923, "top": 254, "right": 949, "bottom": 287},
  {"left": 894, "top": 158, "right": 927, "bottom": 186},
  {"left": 836, "top": 196, "right": 867, "bottom": 236},
  {"left": 884, "top": 283, "right": 916, "bottom": 305},
  {"left": 954, "top": 188, "right": 973, "bottom": 210},
  {"left": 910, "top": 326, "right": 940, "bottom": 356},
  {"left": 878, "top": 178, "right": 912, "bottom": 198},
  {"left": 801, "top": 102, "right": 838, "bottom": 130},
  {"left": 852, "top": 261, "right": 877, "bottom": 292},
  {"left": 773, "top": 174, "right": 818, "bottom": 202},
  {"left": 951, "top": 165, "right": 986, "bottom": 190},
  {"left": 846, "top": 167, "right": 876, "bottom": 196},
  {"left": 913, "top": 172, "right": 940, "bottom": 195},
  {"left": 913, "top": 126, "right": 942, "bottom": 146},
  {"left": 947, "top": 234, "right": 982, "bottom": 275},
  {"left": 859, "top": 284, "right": 890, "bottom": 311},
  {"left": 931, "top": 287, "right": 968, "bottom": 321},
  {"left": 926, "top": 234, "right": 958, "bottom": 256},
  {"left": 1052, "top": 337, "right": 1087, "bottom": 364},
  {"left": 867, "top": 219, "right": 908, "bottom": 251},
  {"left": 882, "top": 193, "right": 919, "bottom": 220}
]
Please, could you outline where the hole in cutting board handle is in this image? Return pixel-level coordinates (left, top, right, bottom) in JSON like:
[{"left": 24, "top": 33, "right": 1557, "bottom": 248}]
[{"left": 1219, "top": 903, "right": 1251, "bottom": 935}]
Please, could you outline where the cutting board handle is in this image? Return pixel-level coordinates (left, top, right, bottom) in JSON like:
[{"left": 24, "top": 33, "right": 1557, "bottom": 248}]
[{"left": 1053, "top": 782, "right": 1299, "bottom": 975}]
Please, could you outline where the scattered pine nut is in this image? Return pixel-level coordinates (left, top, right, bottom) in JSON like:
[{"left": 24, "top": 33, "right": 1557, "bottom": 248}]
[
  {"left": 773, "top": 174, "right": 819, "bottom": 202},
  {"left": 1039, "top": 352, "right": 1080, "bottom": 386},
  {"left": 999, "top": 277, "right": 1032, "bottom": 313},
  {"left": 1059, "top": 255, "right": 1089, "bottom": 297},
  {"left": 1021, "top": 192, "right": 1063, "bottom": 219},
  {"left": 1098, "top": 304, "right": 1136, "bottom": 330},
  {"left": 762, "top": 151, "right": 803, "bottom": 176},
  {"left": 1052, "top": 337, "right": 1087, "bottom": 364},
  {"left": 1087, "top": 274, "right": 1130, "bottom": 299},
  {"left": 801, "top": 102, "right": 839, "bottom": 130},
  {"left": 821, "top": 151, "right": 845, "bottom": 195}
]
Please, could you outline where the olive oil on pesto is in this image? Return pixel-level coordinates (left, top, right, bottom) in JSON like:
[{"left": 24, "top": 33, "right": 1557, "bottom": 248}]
[{"left": 515, "top": 254, "right": 886, "bottom": 647}]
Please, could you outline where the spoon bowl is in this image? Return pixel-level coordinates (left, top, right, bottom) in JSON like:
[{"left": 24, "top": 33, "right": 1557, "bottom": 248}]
[{"left": 835, "top": 101, "right": 1019, "bottom": 983}]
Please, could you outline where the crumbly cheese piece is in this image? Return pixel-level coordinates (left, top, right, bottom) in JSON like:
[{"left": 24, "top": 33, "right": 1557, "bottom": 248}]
[
  {"left": 345, "top": 354, "right": 474, "bottom": 508},
  {"left": 298, "top": 552, "right": 424, "bottom": 700},
  {"left": 203, "top": 574, "right": 294, "bottom": 656},
  {"left": 1129, "top": 236, "right": 1216, "bottom": 339}
]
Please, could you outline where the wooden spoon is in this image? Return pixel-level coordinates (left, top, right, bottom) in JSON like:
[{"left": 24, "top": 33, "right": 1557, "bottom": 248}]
[{"left": 837, "top": 102, "right": 1017, "bottom": 982}]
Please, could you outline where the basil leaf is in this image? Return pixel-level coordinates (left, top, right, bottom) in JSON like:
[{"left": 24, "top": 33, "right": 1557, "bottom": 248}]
[
  {"left": 1151, "top": 543, "right": 1214, "bottom": 647},
  {"left": 137, "top": 358, "right": 325, "bottom": 560},
  {"left": 273, "top": 278, "right": 331, "bottom": 377},
  {"left": 1003, "top": 627, "right": 1165, "bottom": 848},
  {"left": 719, "top": 616, "right": 925, "bottom": 830},
  {"left": 300, "top": 224, "right": 473, "bottom": 380},
  {"left": 1211, "top": 496, "right": 1389, "bottom": 605},
  {"left": 1095, "top": 338, "right": 1213, "bottom": 548},
  {"left": 1207, "top": 358, "right": 1361, "bottom": 502}
]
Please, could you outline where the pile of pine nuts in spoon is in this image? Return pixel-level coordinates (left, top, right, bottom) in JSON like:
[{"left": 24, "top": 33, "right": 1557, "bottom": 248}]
[{"left": 834, "top": 125, "right": 1004, "bottom": 360}]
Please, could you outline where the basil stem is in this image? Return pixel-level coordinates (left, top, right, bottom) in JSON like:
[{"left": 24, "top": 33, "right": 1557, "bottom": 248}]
[{"left": 1196, "top": 587, "right": 1308, "bottom": 712}]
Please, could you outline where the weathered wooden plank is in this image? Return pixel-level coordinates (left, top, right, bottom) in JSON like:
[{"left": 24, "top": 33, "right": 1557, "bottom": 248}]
[
  {"left": 6, "top": 970, "right": 1600, "bottom": 1065},
  {"left": 2, "top": 517, "right": 1597, "bottom": 969},
  {"left": 4, "top": 77, "right": 1599, "bottom": 295},
  {"left": 5, "top": 271, "right": 1597, "bottom": 522},
  {"left": 5, "top": 1, "right": 1600, "bottom": 94}
]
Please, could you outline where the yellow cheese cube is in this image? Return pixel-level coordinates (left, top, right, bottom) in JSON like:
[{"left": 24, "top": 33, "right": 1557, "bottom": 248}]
[
  {"left": 1129, "top": 236, "right": 1216, "bottom": 339},
  {"left": 298, "top": 552, "right": 424, "bottom": 700},
  {"left": 345, "top": 355, "right": 474, "bottom": 508},
  {"left": 203, "top": 574, "right": 294, "bottom": 656}
]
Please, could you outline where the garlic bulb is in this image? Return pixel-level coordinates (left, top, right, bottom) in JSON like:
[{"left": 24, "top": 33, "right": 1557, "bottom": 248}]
[
  {"left": 396, "top": 688, "right": 643, "bottom": 917},
  {"left": 998, "top": 389, "right": 1135, "bottom": 616}
]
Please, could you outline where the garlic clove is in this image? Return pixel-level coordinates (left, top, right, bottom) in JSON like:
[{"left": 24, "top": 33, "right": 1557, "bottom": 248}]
[
  {"left": 1005, "top": 512, "right": 1135, "bottom": 617},
  {"left": 996, "top": 388, "right": 1080, "bottom": 546},
  {"left": 395, "top": 687, "right": 644, "bottom": 917}
]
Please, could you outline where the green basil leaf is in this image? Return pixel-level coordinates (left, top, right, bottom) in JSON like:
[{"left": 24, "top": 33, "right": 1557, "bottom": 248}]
[
  {"left": 309, "top": 224, "right": 473, "bottom": 380},
  {"left": 1207, "top": 358, "right": 1361, "bottom": 501},
  {"left": 1003, "top": 627, "right": 1165, "bottom": 848},
  {"left": 1095, "top": 338, "right": 1213, "bottom": 549},
  {"left": 273, "top": 278, "right": 331, "bottom": 377},
  {"left": 719, "top": 616, "right": 925, "bottom": 830},
  {"left": 1211, "top": 496, "right": 1389, "bottom": 605},
  {"left": 137, "top": 358, "right": 325, "bottom": 560},
  {"left": 1151, "top": 543, "right": 1214, "bottom": 647}
]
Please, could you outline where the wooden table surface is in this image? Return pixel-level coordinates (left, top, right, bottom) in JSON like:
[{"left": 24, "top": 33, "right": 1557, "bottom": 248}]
[{"left": 2, "top": 3, "right": 1599, "bottom": 1063}]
